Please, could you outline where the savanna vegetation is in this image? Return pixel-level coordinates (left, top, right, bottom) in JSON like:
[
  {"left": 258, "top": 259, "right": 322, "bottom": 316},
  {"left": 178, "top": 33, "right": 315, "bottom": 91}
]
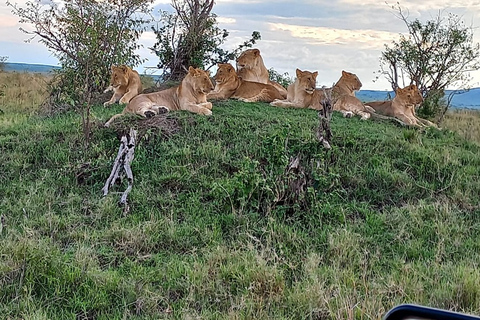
[
  {"left": 1, "top": 71, "right": 480, "bottom": 319},
  {"left": 3, "top": 0, "right": 480, "bottom": 318}
]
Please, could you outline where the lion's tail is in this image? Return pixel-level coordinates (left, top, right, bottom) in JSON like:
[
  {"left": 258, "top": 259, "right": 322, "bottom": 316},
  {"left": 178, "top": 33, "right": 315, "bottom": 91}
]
[{"left": 104, "top": 112, "right": 125, "bottom": 127}]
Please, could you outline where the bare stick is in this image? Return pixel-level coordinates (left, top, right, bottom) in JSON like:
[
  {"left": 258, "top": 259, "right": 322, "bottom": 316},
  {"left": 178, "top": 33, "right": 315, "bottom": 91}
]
[
  {"left": 120, "top": 128, "right": 137, "bottom": 205},
  {"left": 102, "top": 135, "right": 128, "bottom": 196}
]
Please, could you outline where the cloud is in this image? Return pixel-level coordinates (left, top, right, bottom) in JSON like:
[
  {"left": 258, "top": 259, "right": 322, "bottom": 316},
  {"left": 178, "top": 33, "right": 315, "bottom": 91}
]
[
  {"left": 268, "top": 23, "right": 401, "bottom": 50},
  {"left": 217, "top": 17, "right": 236, "bottom": 24},
  {"left": 0, "top": 15, "right": 18, "bottom": 28}
]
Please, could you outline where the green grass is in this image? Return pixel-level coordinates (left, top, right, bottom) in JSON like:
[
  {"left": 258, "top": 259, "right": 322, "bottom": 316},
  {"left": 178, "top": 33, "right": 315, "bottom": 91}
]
[{"left": 1, "top": 100, "right": 480, "bottom": 319}]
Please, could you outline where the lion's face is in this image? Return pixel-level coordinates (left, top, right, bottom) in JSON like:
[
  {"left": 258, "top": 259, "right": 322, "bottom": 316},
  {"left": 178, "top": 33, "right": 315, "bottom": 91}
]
[
  {"left": 109, "top": 65, "right": 130, "bottom": 88},
  {"left": 236, "top": 49, "right": 261, "bottom": 70},
  {"left": 213, "top": 63, "right": 236, "bottom": 84},
  {"left": 188, "top": 66, "right": 214, "bottom": 94},
  {"left": 296, "top": 69, "right": 318, "bottom": 94},
  {"left": 399, "top": 84, "right": 423, "bottom": 105},
  {"left": 341, "top": 70, "right": 362, "bottom": 91}
]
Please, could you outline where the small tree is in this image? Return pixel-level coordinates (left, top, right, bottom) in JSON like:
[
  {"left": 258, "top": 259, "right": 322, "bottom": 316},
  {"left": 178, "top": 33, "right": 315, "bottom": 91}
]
[
  {"left": 151, "top": 0, "right": 260, "bottom": 81},
  {"left": 8, "top": 0, "right": 153, "bottom": 147},
  {"left": 7, "top": 0, "right": 153, "bottom": 103},
  {"left": 379, "top": 4, "right": 480, "bottom": 121}
]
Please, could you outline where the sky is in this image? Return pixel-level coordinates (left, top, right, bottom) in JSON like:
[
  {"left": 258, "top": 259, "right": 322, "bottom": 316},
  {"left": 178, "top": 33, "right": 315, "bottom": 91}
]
[{"left": 1, "top": 0, "right": 480, "bottom": 90}]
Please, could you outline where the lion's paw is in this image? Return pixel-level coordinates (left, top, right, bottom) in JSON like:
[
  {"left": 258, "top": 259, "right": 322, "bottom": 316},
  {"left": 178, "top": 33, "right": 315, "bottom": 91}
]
[{"left": 144, "top": 110, "right": 155, "bottom": 118}]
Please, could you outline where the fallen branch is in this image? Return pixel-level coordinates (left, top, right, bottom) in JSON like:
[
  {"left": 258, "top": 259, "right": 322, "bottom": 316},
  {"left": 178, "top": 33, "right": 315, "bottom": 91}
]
[{"left": 102, "top": 128, "right": 137, "bottom": 207}]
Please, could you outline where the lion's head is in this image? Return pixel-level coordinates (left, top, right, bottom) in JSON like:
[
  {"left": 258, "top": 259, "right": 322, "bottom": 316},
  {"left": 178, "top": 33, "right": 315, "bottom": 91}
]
[
  {"left": 236, "top": 49, "right": 262, "bottom": 71},
  {"left": 296, "top": 69, "right": 318, "bottom": 94},
  {"left": 213, "top": 63, "right": 237, "bottom": 85},
  {"left": 340, "top": 70, "right": 362, "bottom": 91},
  {"left": 187, "top": 66, "right": 214, "bottom": 95},
  {"left": 109, "top": 65, "right": 131, "bottom": 88},
  {"left": 397, "top": 84, "right": 423, "bottom": 105}
]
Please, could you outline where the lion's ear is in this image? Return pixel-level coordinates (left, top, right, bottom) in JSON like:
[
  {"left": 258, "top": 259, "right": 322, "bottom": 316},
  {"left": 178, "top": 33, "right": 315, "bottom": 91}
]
[
  {"left": 313, "top": 71, "right": 318, "bottom": 78},
  {"left": 342, "top": 70, "right": 347, "bottom": 76},
  {"left": 296, "top": 69, "right": 302, "bottom": 78},
  {"left": 188, "top": 66, "right": 195, "bottom": 74},
  {"left": 253, "top": 49, "right": 260, "bottom": 56},
  {"left": 120, "top": 65, "right": 128, "bottom": 73},
  {"left": 111, "top": 65, "right": 116, "bottom": 71}
]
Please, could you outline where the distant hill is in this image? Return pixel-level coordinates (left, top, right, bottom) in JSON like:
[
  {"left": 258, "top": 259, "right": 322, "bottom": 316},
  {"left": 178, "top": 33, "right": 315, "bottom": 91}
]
[
  {"left": 3, "top": 62, "right": 60, "bottom": 74},
  {"left": 3, "top": 62, "right": 479, "bottom": 109},
  {"left": 357, "top": 88, "right": 480, "bottom": 110}
]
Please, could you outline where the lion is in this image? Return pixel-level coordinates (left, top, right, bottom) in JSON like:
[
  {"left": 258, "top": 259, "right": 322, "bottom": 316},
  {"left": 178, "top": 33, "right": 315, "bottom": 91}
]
[
  {"left": 364, "top": 84, "right": 437, "bottom": 127},
  {"left": 103, "top": 65, "right": 143, "bottom": 107},
  {"left": 270, "top": 69, "right": 323, "bottom": 109},
  {"left": 270, "top": 69, "right": 367, "bottom": 120},
  {"left": 236, "top": 48, "right": 288, "bottom": 98},
  {"left": 207, "top": 63, "right": 284, "bottom": 102},
  {"left": 104, "top": 66, "right": 214, "bottom": 127},
  {"left": 330, "top": 70, "right": 370, "bottom": 120}
]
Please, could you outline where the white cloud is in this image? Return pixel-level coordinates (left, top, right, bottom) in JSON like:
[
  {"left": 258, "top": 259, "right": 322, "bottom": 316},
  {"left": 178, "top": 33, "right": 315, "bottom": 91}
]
[{"left": 268, "top": 23, "right": 401, "bottom": 50}]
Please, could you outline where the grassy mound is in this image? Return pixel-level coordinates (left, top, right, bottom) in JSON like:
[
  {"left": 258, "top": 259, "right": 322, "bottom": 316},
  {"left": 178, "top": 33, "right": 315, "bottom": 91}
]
[{"left": 1, "top": 100, "right": 480, "bottom": 319}]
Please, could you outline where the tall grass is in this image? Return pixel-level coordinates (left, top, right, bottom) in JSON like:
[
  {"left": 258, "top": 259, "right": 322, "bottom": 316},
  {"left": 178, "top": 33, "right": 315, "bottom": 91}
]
[{"left": 1, "top": 72, "right": 480, "bottom": 319}]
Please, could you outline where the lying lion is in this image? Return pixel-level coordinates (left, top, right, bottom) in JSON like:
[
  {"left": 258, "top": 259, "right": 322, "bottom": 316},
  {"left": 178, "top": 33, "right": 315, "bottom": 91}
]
[
  {"left": 103, "top": 65, "right": 143, "bottom": 107},
  {"left": 270, "top": 69, "right": 367, "bottom": 121},
  {"left": 330, "top": 70, "right": 370, "bottom": 120},
  {"left": 270, "top": 69, "right": 324, "bottom": 109},
  {"left": 105, "top": 66, "right": 214, "bottom": 127},
  {"left": 364, "top": 84, "right": 437, "bottom": 127},
  {"left": 207, "top": 63, "right": 284, "bottom": 102},
  {"left": 236, "top": 48, "right": 288, "bottom": 98}
]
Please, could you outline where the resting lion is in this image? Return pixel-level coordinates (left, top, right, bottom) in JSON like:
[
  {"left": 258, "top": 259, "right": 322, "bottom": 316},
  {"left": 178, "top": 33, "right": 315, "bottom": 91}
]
[
  {"left": 236, "top": 48, "right": 288, "bottom": 98},
  {"left": 207, "top": 63, "right": 284, "bottom": 102},
  {"left": 330, "top": 70, "right": 370, "bottom": 120},
  {"left": 270, "top": 69, "right": 324, "bottom": 109},
  {"left": 270, "top": 69, "right": 367, "bottom": 121},
  {"left": 103, "top": 65, "right": 143, "bottom": 107},
  {"left": 364, "top": 84, "right": 437, "bottom": 127},
  {"left": 105, "top": 66, "right": 214, "bottom": 127}
]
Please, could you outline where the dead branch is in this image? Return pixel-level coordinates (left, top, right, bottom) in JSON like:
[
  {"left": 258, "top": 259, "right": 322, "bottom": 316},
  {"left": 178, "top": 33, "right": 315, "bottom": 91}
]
[
  {"left": 102, "top": 128, "right": 138, "bottom": 207},
  {"left": 316, "top": 86, "right": 333, "bottom": 149}
]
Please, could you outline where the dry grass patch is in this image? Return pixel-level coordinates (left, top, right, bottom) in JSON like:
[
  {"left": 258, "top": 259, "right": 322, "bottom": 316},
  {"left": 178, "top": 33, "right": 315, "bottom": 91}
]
[
  {"left": 0, "top": 71, "right": 50, "bottom": 114},
  {"left": 443, "top": 109, "right": 480, "bottom": 144}
]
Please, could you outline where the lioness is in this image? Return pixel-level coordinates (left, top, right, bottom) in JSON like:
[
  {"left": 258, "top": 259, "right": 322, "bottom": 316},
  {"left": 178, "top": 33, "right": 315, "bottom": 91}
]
[
  {"left": 105, "top": 66, "right": 214, "bottom": 127},
  {"left": 207, "top": 63, "right": 284, "bottom": 102},
  {"left": 236, "top": 48, "right": 288, "bottom": 98},
  {"left": 103, "top": 65, "right": 143, "bottom": 107},
  {"left": 270, "top": 69, "right": 367, "bottom": 120},
  {"left": 364, "top": 84, "right": 437, "bottom": 127},
  {"left": 330, "top": 70, "right": 370, "bottom": 120},
  {"left": 270, "top": 69, "right": 323, "bottom": 109}
]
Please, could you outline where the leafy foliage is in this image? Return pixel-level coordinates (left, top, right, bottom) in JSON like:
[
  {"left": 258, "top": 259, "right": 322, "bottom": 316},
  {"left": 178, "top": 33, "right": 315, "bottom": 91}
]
[
  {"left": 7, "top": 0, "right": 153, "bottom": 106},
  {"left": 268, "top": 67, "right": 294, "bottom": 88},
  {"left": 150, "top": 0, "right": 261, "bottom": 80},
  {"left": 379, "top": 5, "right": 480, "bottom": 120}
]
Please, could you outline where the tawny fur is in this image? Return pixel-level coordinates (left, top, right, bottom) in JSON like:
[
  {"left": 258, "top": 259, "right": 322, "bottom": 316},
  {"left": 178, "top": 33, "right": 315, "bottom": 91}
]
[
  {"left": 364, "top": 84, "right": 437, "bottom": 127},
  {"left": 236, "top": 48, "right": 288, "bottom": 98},
  {"left": 207, "top": 63, "right": 284, "bottom": 102},
  {"left": 329, "top": 70, "right": 370, "bottom": 120},
  {"left": 270, "top": 69, "right": 323, "bottom": 109},
  {"left": 103, "top": 65, "right": 143, "bottom": 107},
  {"left": 105, "top": 67, "right": 214, "bottom": 127}
]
